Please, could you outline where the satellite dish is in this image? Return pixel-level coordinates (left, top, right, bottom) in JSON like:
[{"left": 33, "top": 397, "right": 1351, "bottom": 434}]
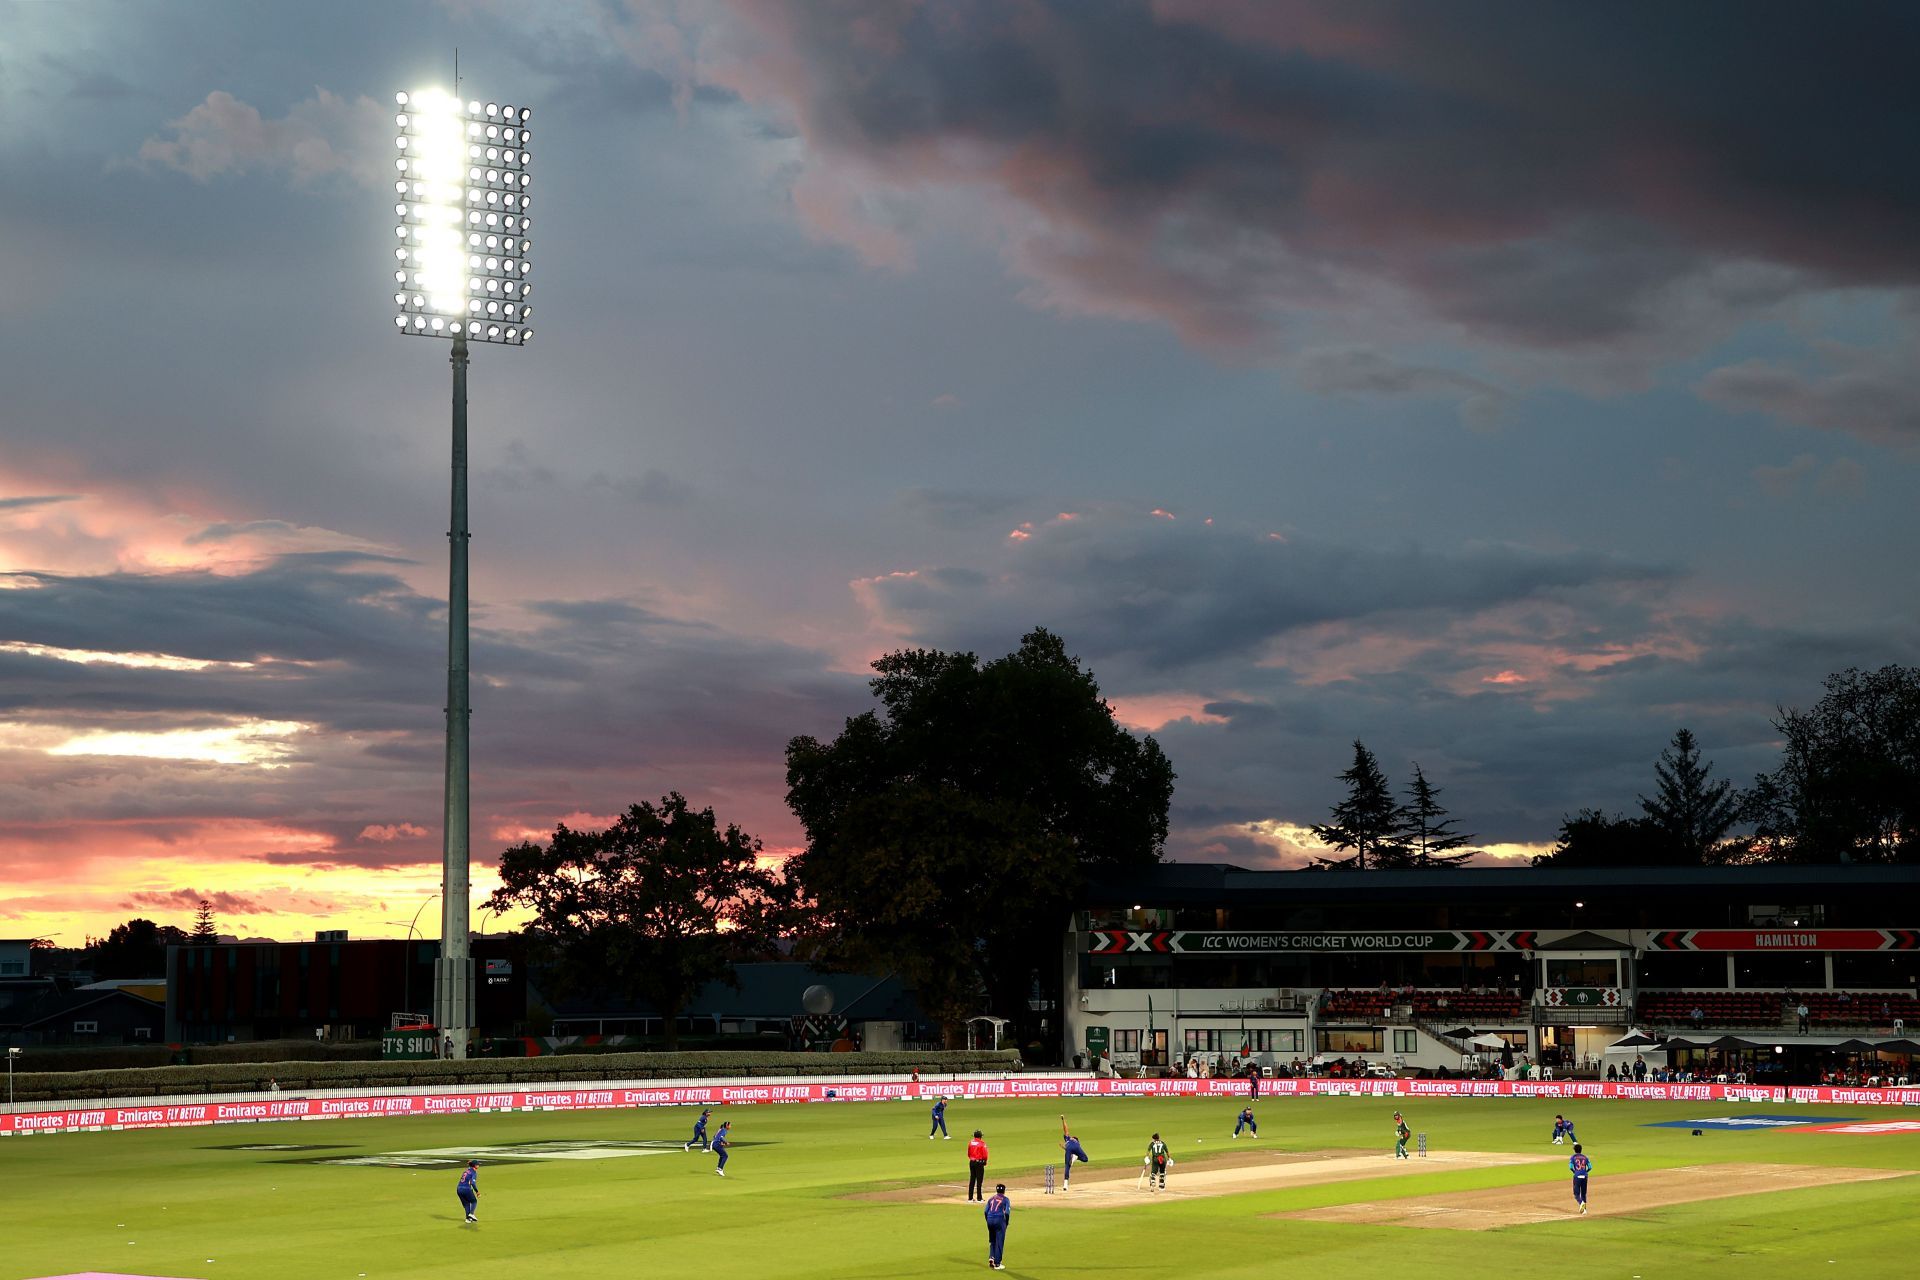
[{"left": 801, "top": 984, "right": 836, "bottom": 1015}]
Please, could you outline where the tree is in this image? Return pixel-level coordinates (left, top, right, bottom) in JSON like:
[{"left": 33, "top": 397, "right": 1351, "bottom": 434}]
[
  {"left": 1310, "top": 741, "right": 1407, "bottom": 869},
  {"left": 1638, "top": 729, "right": 1743, "bottom": 863},
  {"left": 785, "top": 628, "right": 1174, "bottom": 1047},
  {"left": 89, "top": 918, "right": 191, "bottom": 978},
  {"left": 1742, "top": 666, "right": 1920, "bottom": 864},
  {"left": 190, "top": 899, "right": 218, "bottom": 945},
  {"left": 1395, "top": 763, "right": 1477, "bottom": 868},
  {"left": 1531, "top": 809, "right": 1685, "bottom": 868},
  {"left": 486, "top": 793, "right": 794, "bottom": 1050}
]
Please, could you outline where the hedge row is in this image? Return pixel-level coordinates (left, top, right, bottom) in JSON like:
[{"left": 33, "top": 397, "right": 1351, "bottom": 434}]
[{"left": 9, "top": 1050, "right": 1025, "bottom": 1104}]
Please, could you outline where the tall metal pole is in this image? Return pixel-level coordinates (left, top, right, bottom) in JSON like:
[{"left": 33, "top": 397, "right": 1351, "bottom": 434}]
[{"left": 435, "top": 335, "right": 474, "bottom": 1059}]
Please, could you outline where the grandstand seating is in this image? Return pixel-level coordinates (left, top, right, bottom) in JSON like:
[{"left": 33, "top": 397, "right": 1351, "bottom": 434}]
[
  {"left": 1639, "top": 990, "right": 1920, "bottom": 1029},
  {"left": 1637, "top": 991, "right": 1781, "bottom": 1028},
  {"left": 1800, "top": 991, "right": 1920, "bottom": 1026}
]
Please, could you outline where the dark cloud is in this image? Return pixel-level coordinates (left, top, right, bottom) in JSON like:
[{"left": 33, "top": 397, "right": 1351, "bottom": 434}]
[
  {"left": 859, "top": 508, "right": 1667, "bottom": 671},
  {"left": 676, "top": 0, "right": 1920, "bottom": 354},
  {"left": 0, "top": 553, "right": 867, "bottom": 872},
  {"left": 124, "top": 888, "right": 272, "bottom": 915},
  {"left": 1698, "top": 343, "right": 1920, "bottom": 446},
  {"left": 0, "top": 495, "right": 81, "bottom": 511},
  {"left": 893, "top": 487, "right": 1024, "bottom": 528}
]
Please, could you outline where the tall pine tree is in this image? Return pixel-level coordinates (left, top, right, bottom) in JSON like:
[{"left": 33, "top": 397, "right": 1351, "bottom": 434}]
[
  {"left": 1639, "top": 729, "right": 1742, "bottom": 864},
  {"left": 190, "top": 899, "right": 218, "bottom": 945},
  {"left": 1310, "top": 741, "right": 1407, "bottom": 869},
  {"left": 1397, "top": 763, "right": 1477, "bottom": 867}
]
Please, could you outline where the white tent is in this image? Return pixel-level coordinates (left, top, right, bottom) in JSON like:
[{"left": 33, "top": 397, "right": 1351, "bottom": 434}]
[{"left": 1468, "top": 1033, "right": 1507, "bottom": 1049}]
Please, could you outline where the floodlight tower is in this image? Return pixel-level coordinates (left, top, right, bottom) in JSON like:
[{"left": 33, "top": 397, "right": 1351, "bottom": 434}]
[{"left": 392, "top": 87, "right": 535, "bottom": 1059}]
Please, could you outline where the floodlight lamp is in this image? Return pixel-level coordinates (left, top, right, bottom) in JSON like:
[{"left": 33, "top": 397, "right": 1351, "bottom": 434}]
[{"left": 395, "top": 91, "right": 409, "bottom": 105}]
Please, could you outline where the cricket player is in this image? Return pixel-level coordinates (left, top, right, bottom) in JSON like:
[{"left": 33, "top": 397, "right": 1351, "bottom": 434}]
[
  {"left": 1145, "top": 1133, "right": 1171, "bottom": 1191},
  {"left": 1393, "top": 1111, "right": 1411, "bottom": 1159},
  {"left": 966, "top": 1130, "right": 990, "bottom": 1201},
  {"left": 1569, "top": 1143, "right": 1592, "bottom": 1214},
  {"left": 1233, "top": 1106, "right": 1258, "bottom": 1138},
  {"left": 1059, "top": 1115, "right": 1089, "bottom": 1188},
  {"left": 984, "top": 1182, "right": 1012, "bottom": 1270},
  {"left": 455, "top": 1159, "right": 479, "bottom": 1223},
  {"left": 712, "top": 1120, "right": 732, "bottom": 1177},
  {"left": 930, "top": 1095, "right": 951, "bottom": 1139},
  {"left": 684, "top": 1107, "right": 714, "bottom": 1152},
  {"left": 1551, "top": 1114, "right": 1578, "bottom": 1145}
]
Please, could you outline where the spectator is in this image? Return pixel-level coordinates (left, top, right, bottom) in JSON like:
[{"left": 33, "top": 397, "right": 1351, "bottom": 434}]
[
  {"left": 1796, "top": 1002, "right": 1810, "bottom": 1033},
  {"left": 1606, "top": 1063, "right": 1619, "bottom": 1082},
  {"left": 1436, "top": 994, "right": 1450, "bottom": 1011},
  {"left": 1690, "top": 1006, "right": 1705, "bottom": 1028},
  {"left": 266, "top": 1077, "right": 280, "bottom": 1093}
]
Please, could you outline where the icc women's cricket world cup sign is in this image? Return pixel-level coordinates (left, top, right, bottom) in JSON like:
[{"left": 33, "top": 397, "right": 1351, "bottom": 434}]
[{"left": 1085, "top": 929, "right": 1527, "bottom": 955}]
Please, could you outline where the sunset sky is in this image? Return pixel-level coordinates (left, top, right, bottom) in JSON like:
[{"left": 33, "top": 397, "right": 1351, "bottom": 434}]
[{"left": 3, "top": 1, "right": 1917, "bottom": 946}]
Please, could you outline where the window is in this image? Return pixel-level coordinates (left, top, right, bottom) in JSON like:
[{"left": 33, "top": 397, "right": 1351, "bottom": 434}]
[
  {"left": 133, "top": 1027, "right": 152, "bottom": 1039},
  {"left": 1316, "top": 1029, "right": 1382, "bottom": 1054},
  {"left": 0, "top": 960, "right": 24, "bottom": 976},
  {"left": 1184, "top": 1029, "right": 1230, "bottom": 1052},
  {"left": 1113, "top": 1029, "right": 1142, "bottom": 1053},
  {"left": 1545, "top": 958, "right": 1618, "bottom": 988},
  {"left": 1392, "top": 1029, "right": 1418, "bottom": 1054},
  {"left": 73, "top": 1021, "right": 99, "bottom": 1034}
]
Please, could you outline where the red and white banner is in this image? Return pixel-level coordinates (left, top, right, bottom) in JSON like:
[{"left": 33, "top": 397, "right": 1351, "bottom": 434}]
[{"left": 4, "top": 1075, "right": 1918, "bottom": 1137}]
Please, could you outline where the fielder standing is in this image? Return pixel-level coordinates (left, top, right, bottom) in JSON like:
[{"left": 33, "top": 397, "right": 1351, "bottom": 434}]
[
  {"left": 984, "top": 1182, "right": 1012, "bottom": 1270},
  {"left": 455, "top": 1159, "right": 479, "bottom": 1223},
  {"left": 930, "top": 1094, "right": 951, "bottom": 1140},
  {"left": 712, "top": 1119, "right": 733, "bottom": 1177},
  {"left": 1569, "top": 1143, "right": 1592, "bottom": 1214}
]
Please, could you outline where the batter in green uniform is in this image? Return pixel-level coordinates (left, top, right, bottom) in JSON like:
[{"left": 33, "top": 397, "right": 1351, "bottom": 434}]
[{"left": 1393, "top": 1111, "right": 1411, "bottom": 1159}]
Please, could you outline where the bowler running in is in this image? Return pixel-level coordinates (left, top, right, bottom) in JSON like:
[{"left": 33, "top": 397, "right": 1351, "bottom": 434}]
[
  {"left": 984, "top": 1183, "right": 1012, "bottom": 1269},
  {"left": 1569, "top": 1143, "right": 1592, "bottom": 1213},
  {"left": 1059, "top": 1116, "right": 1089, "bottom": 1188}
]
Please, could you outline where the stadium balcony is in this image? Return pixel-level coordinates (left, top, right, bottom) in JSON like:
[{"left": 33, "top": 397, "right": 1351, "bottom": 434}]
[{"left": 1317, "top": 988, "right": 1526, "bottom": 1023}]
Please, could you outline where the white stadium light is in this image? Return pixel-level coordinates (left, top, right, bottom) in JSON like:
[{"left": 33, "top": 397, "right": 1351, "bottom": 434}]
[{"left": 392, "top": 87, "right": 534, "bottom": 345}]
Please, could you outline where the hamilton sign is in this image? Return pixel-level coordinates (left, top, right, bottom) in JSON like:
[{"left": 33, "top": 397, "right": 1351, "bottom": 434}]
[{"left": 1086, "top": 929, "right": 1525, "bottom": 955}]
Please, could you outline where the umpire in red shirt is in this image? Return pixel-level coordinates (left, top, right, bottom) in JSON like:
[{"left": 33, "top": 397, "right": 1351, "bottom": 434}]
[{"left": 967, "top": 1129, "right": 990, "bottom": 1201}]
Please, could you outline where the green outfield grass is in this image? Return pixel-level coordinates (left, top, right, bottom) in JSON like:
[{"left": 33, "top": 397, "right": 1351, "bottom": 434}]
[{"left": 5, "top": 1095, "right": 1916, "bottom": 1280}]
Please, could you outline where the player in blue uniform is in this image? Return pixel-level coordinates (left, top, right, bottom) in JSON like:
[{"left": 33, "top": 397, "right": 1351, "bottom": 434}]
[
  {"left": 1569, "top": 1143, "right": 1591, "bottom": 1214},
  {"left": 1059, "top": 1115, "right": 1089, "bottom": 1189},
  {"left": 455, "top": 1159, "right": 479, "bottom": 1223},
  {"left": 713, "top": 1120, "right": 732, "bottom": 1176},
  {"left": 685, "top": 1107, "right": 713, "bottom": 1152},
  {"left": 930, "top": 1095, "right": 950, "bottom": 1139},
  {"left": 1233, "top": 1106, "right": 1258, "bottom": 1138},
  {"left": 983, "top": 1182, "right": 1012, "bottom": 1269},
  {"left": 1550, "top": 1114, "right": 1578, "bottom": 1145}
]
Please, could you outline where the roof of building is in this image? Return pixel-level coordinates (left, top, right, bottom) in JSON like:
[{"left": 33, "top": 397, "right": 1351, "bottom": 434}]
[
  {"left": 4, "top": 986, "right": 163, "bottom": 1030},
  {"left": 1082, "top": 862, "right": 1919, "bottom": 907}
]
